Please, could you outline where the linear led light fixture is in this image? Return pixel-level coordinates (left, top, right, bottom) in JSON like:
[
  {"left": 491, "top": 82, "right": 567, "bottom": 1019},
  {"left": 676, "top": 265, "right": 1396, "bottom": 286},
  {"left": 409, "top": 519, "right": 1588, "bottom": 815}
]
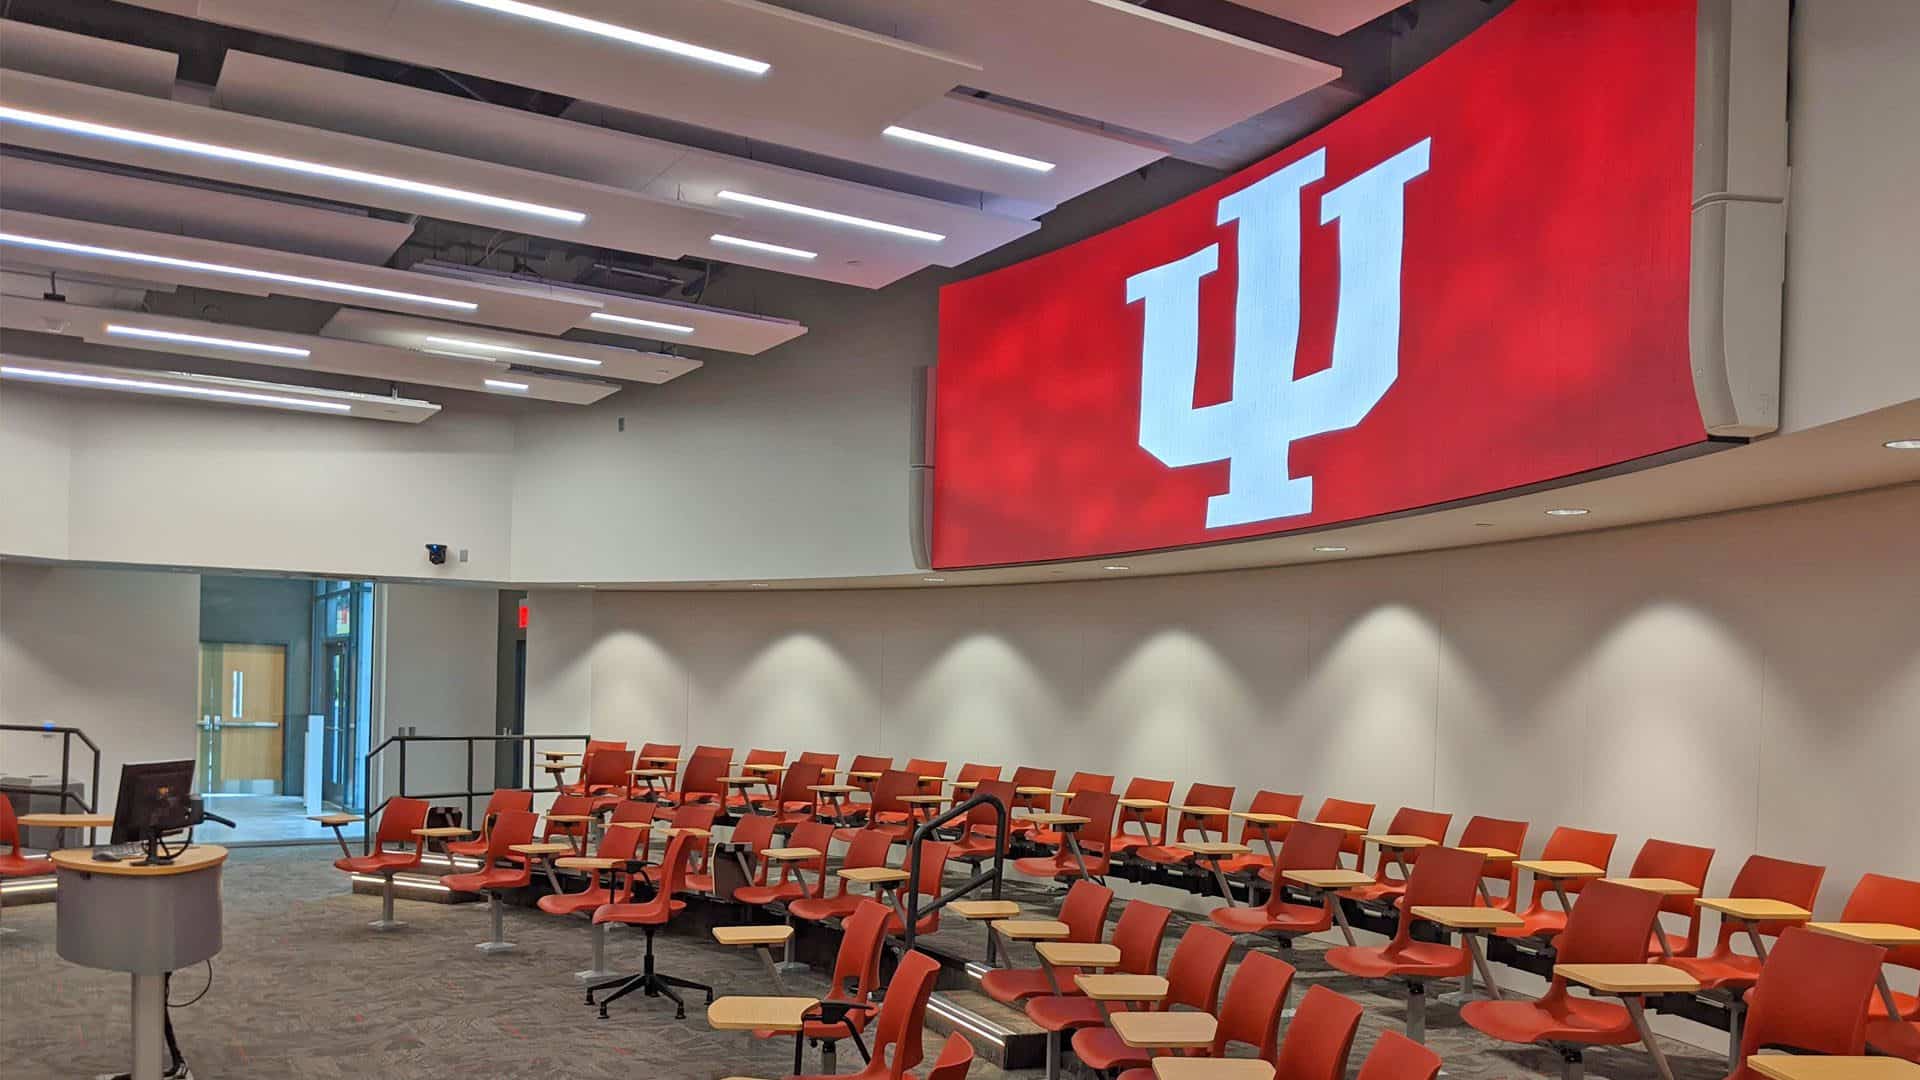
[
  {"left": 1, "top": 364, "right": 352, "bottom": 412},
  {"left": 709, "top": 233, "right": 817, "bottom": 260},
  {"left": 440, "top": 0, "right": 769, "bottom": 75},
  {"left": 0, "top": 232, "right": 477, "bottom": 311},
  {"left": 0, "top": 105, "right": 587, "bottom": 224},
  {"left": 483, "top": 378, "right": 530, "bottom": 392},
  {"left": 882, "top": 126, "right": 1056, "bottom": 173},
  {"left": 715, "top": 191, "right": 944, "bottom": 243},
  {"left": 587, "top": 312, "right": 694, "bottom": 334},
  {"left": 105, "top": 324, "right": 311, "bottom": 358},
  {"left": 423, "top": 335, "right": 600, "bottom": 367}
]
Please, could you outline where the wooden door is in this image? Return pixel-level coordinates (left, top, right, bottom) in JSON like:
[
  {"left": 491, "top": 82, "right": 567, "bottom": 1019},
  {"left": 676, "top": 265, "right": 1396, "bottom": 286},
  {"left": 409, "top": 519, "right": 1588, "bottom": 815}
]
[{"left": 199, "top": 643, "right": 286, "bottom": 791}]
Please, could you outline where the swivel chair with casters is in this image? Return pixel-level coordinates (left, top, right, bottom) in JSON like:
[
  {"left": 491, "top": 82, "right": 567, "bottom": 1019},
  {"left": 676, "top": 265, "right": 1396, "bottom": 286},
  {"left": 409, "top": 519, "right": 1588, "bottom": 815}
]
[{"left": 586, "top": 831, "right": 711, "bottom": 1019}]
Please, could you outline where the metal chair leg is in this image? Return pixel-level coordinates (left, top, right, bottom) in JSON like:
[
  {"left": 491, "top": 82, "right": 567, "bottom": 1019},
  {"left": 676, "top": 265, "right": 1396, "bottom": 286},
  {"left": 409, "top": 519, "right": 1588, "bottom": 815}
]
[
  {"left": 476, "top": 891, "right": 515, "bottom": 953},
  {"left": 369, "top": 872, "right": 405, "bottom": 931},
  {"left": 1407, "top": 979, "right": 1428, "bottom": 1043}
]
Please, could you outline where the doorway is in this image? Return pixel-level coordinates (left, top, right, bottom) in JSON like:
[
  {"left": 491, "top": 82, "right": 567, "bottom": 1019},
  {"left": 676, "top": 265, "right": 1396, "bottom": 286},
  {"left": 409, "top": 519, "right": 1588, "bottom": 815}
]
[{"left": 196, "top": 643, "right": 288, "bottom": 794}]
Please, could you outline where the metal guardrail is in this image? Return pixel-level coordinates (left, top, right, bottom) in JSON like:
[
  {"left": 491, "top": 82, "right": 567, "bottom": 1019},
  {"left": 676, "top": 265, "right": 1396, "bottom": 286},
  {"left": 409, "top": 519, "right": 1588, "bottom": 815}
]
[
  {"left": 899, "top": 792, "right": 1009, "bottom": 962},
  {"left": 0, "top": 724, "right": 102, "bottom": 823},
  {"left": 360, "top": 733, "right": 590, "bottom": 853}
]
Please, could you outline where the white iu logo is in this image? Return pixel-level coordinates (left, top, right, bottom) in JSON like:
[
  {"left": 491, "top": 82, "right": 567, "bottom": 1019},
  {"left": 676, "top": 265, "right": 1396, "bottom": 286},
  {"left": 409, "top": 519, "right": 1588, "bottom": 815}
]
[{"left": 1126, "top": 138, "right": 1432, "bottom": 528}]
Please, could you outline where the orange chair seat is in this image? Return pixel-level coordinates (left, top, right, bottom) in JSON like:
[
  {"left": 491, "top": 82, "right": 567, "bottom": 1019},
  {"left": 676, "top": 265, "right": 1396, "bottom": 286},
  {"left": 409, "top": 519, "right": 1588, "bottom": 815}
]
[
  {"left": 1133, "top": 845, "right": 1197, "bottom": 866},
  {"left": 1109, "top": 835, "right": 1154, "bottom": 854},
  {"left": 788, "top": 895, "right": 863, "bottom": 923},
  {"left": 1343, "top": 880, "right": 1409, "bottom": 905},
  {"left": 594, "top": 899, "right": 675, "bottom": 926},
  {"left": 980, "top": 967, "right": 1073, "bottom": 1004},
  {"left": 1217, "top": 852, "right": 1273, "bottom": 876},
  {"left": 1025, "top": 995, "right": 1110, "bottom": 1032},
  {"left": 1497, "top": 909, "right": 1570, "bottom": 939},
  {"left": 1011, "top": 855, "right": 1076, "bottom": 879},
  {"left": 1668, "top": 953, "right": 1762, "bottom": 991},
  {"left": 1460, "top": 996, "right": 1639, "bottom": 1046},
  {"left": 537, "top": 886, "right": 616, "bottom": 916},
  {"left": 949, "top": 836, "right": 1000, "bottom": 862},
  {"left": 1208, "top": 900, "right": 1329, "bottom": 937},
  {"left": 831, "top": 824, "right": 909, "bottom": 845},
  {"left": 334, "top": 851, "right": 419, "bottom": 875},
  {"left": 441, "top": 868, "right": 525, "bottom": 892},
  {"left": 1872, "top": 991, "right": 1920, "bottom": 1021},
  {"left": 0, "top": 853, "right": 52, "bottom": 878},
  {"left": 445, "top": 838, "right": 488, "bottom": 858},
  {"left": 1325, "top": 941, "right": 1469, "bottom": 981},
  {"left": 1069, "top": 1025, "right": 1153, "bottom": 1072},
  {"left": 735, "top": 881, "right": 809, "bottom": 906},
  {"left": 754, "top": 1007, "right": 874, "bottom": 1044},
  {"left": 1867, "top": 1019, "right": 1920, "bottom": 1062}
]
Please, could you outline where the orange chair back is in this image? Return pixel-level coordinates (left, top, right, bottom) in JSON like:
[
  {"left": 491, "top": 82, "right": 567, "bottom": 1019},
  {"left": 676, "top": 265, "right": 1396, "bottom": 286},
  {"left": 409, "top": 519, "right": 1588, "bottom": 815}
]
[
  {"left": 743, "top": 747, "right": 786, "bottom": 768},
  {"left": 774, "top": 759, "right": 825, "bottom": 806},
  {"left": 1262, "top": 823, "right": 1345, "bottom": 916},
  {"left": 921, "top": 1033, "right": 976, "bottom": 1080},
  {"left": 848, "top": 753, "right": 892, "bottom": 775},
  {"left": 903, "top": 758, "right": 946, "bottom": 781},
  {"left": 1841, "top": 873, "right": 1920, "bottom": 972},
  {"left": 1313, "top": 797, "right": 1376, "bottom": 865},
  {"left": 955, "top": 762, "right": 1002, "bottom": 785},
  {"left": 596, "top": 820, "right": 646, "bottom": 861},
  {"left": 1736, "top": 927, "right": 1882, "bottom": 1067},
  {"left": 1215, "top": 950, "right": 1296, "bottom": 1059},
  {"left": 866, "top": 769, "right": 920, "bottom": 819},
  {"left": 692, "top": 744, "right": 732, "bottom": 760},
  {"left": 1068, "top": 790, "right": 1119, "bottom": 858},
  {"left": 1112, "top": 899, "right": 1173, "bottom": 975},
  {"left": 870, "top": 949, "right": 944, "bottom": 1076},
  {"left": 1709, "top": 854, "right": 1826, "bottom": 954},
  {"left": 583, "top": 748, "right": 635, "bottom": 791},
  {"left": 966, "top": 779, "right": 1017, "bottom": 837},
  {"left": 677, "top": 754, "right": 729, "bottom": 802},
  {"left": 778, "top": 821, "right": 834, "bottom": 897},
  {"left": 543, "top": 794, "right": 592, "bottom": 843},
  {"left": 1118, "top": 777, "right": 1176, "bottom": 840},
  {"left": 1172, "top": 782, "right": 1234, "bottom": 844},
  {"left": 1356, "top": 1030, "right": 1439, "bottom": 1080},
  {"left": 1386, "top": 846, "right": 1485, "bottom": 953},
  {"left": 608, "top": 799, "right": 653, "bottom": 827},
  {"left": 828, "top": 899, "right": 891, "bottom": 1004},
  {"left": 1062, "top": 771, "right": 1114, "bottom": 795},
  {"left": 798, "top": 750, "right": 840, "bottom": 770},
  {"left": 1238, "top": 790, "right": 1304, "bottom": 846},
  {"left": 1523, "top": 826, "right": 1617, "bottom": 911},
  {"left": 1059, "top": 879, "right": 1115, "bottom": 943},
  {"left": 1162, "top": 924, "right": 1233, "bottom": 1015},
  {"left": 484, "top": 809, "right": 538, "bottom": 868},
  {"left": 0, "top": 798, "right": 19, "bottom": 852},
  {"left": 374, "top": 796, "right": 432, "bottom": 846},
  {"left": 1270, "top": 985, "right": 1363, "bottom": 1077},
  {"left": 1009, "top": 766, "right": 1058, "bottom": 810},
  {"left": 1627, "top": 838, "right": 1715, "bottom": 952},
  {"left": 1456, "top": 815, "right": 1528, "bottom": 906}
]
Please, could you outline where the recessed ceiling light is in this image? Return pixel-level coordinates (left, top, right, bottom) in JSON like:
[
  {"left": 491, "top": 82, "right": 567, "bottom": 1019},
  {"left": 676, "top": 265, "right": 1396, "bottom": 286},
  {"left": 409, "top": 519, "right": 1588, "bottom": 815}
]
[
  {"left": 0, "top": 232, "right": 477, "bottom": 311},
  {"left": 922, "top": 576, "right": 945, "bottom": 583},
  {"left": 716, "top": 191, "right": 944, "bottom": 243},
  {"left": 881, "top": 126, "right": 1056, "bottom": 173},
  {"left": 1885, "top": 439, "right": 1920, "bottom": 450},
  {"left": 483, "top": 378, "right": 529, "bottom": 392},
  {"left": 1313, "top": 545, "right": 1347, "bottom": 553},
  {"left": 1, "top": 364, "right": 352, "bottom": 412},
  {"left": 587, "top": 312, "right": 695, "bottom": 334},
  {"left": 1102, "top": 565, "right": 1130, "bottom": 571},
  {"left": 1544, "top": 507, "right": 1590, "bottom": 517},
  {"left": 440, "top": 0, "right": 770, "bottom": 75},
  {"left": 105, "top": 323, "right": 309, "bottom": 357},
  {"left": 424, "top": 335, "right": 600, "bottom": 367},
  {"left": 709, "top": 233, "right": 818, "bottom": 260},
  {"left": 0, "top": 106, "right": 587, "bottom": 224}
]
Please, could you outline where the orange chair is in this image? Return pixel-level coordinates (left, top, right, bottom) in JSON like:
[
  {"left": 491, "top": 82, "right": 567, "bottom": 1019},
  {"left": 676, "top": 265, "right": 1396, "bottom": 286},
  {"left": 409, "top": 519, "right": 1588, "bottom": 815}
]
[
  {"left": 538, "top": 819, "right": 647, "bottom": 981},
  {"left": 688, "top": 812, "right": 777, "bottom": 897},
  {"left": 1622, "top": 837, "right": 1715, "bottom": 957},
  {"left": 949, "top": 779, "right": 1018, "bottom": 868},
  {"left": 557, "top": 739, "right": 628, "bottom": 797},
  {"left": 789, "top": 829, "right": 894, "bottom": 926},
  {"left": 836, "top": 769, "right": 921, "bottom": 844},
  {"left": 329, "top": 796, "right": 430, "bottom": 930},
  {"left": 1669, "top": 854, "right": 1825, "bottom": 995},
  {"left": 440, "top": 808, "right": 537, "bottom": 953},
  {"left": 981, "top": 879, "right": 1115, "bottom": 1005},
  {"left": 1723, "top": 926, "right": 1883, "bottom": 1079},
  {"left": 759, "top": 899, "right": 890, "bottom": 1070},
  {"left": 1208, "top": 822, "right": 1346, "bottom": 948},
  {"left": 1462, "top": 879, "right": 1665, "bottom": 1077},
  {"left": 1325, "top": 845, "right": 1486, "bottom": 1041},
  {"left": 797, "top": 750, "right": 840, "bottom": 771},
  {"left": 917, "top": 1033, "right": 976, "bottom": 1080},
  {"left": 875, "top": 761, "right": 946, "bottom": 829},
  {"left": 1454, "top": 814, "right": 1529, "bottom": 909},
  {"left": 1343, "top": 806, "right": 1451, "bottom": 907},
  {"left": 1839, "top": 872, "right": 1920, "bottom": 1021},
  {"left": 1869, "top": 1019, "right": 1920, "bottom": 1063},
  {"left": 1356, "top": 1030, "right": 1441, "bottom": 1080},
  {"left": 1008, "top": 765, "right": 1060, "bottom": 814},
  {"left": 790, "top": 948, "right": 944, "bottom": 1080},
  {"left": 653, "top": 753, "right": 729, "bottom": 818},
  {"left": 586, "top": 831, "right": 711, "bottom": 1019},
  {"left": 887, "top": 840, "right": 953, "bottom": 938},
  {"left": 1270, "top": 985, "right": 1364, "bottom": 1080},
  {"left": 585, "top": 748, "right": 639, "bottom": 812},
  {"left": 1218, "top": 789, "right": 1305, "bottom": 875},
  {"left": 736, "top": 820, "right": 834, "bottom": 908},
  {"left": 1309, "top": 796, "right": 1376, "bottom": 871},
  {"left": 1135, "top": 782, "right": 1235, "bottom": 874},
  {"left": 1012, "top": 790, "right": 1117, "bottom": 884},
  {"left": 726, "top": 748, "right": 788, "bottom": 813},
  {"left": 1496, "top": 825, "right": 1618, "bottom": 940},
  {"left": 538, "top": 793, "right": 595, "bottom": 855},
  {"left": 445, "top": 788, "right": 534, "bottom": 860},
  {"left": 628, "top": 740, "right": 681, "bottom": 799},
  {"left": 1113, "top": 950, "right": 1295, "bottom": 1080},
  {"left": 842, "top": 754, "right": 895, "bottom": 805},
  {"left": 760, "top": 759, "right": 825, "bottom": 824},
  {"left": 1026, "top": 900, "right": 1173, "bottom": 1074},
  {"left": 1069, "top": 924, "right": 1233, "bottom": 1075},
  {"left": 0, "top": 797, "right": 52, "bottom": 937},
  {"left": 1110, "top": 777, "right": 1176, "bottom": 856},
  {"left": 952, "top": 762, "right": 1003, "bottom": 788},
  {"left": 1015, "top": 771, "right": 1113, "bottom": 843}
]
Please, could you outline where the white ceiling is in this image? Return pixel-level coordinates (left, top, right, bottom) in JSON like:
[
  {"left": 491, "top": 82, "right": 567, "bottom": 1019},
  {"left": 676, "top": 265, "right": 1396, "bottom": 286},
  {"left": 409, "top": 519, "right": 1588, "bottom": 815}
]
[
  {"left": 0, "top": 351, "right": 441, "bottom": 421},
  {"left": 320, "top": 309, "right": 702, "bottom": 385}
]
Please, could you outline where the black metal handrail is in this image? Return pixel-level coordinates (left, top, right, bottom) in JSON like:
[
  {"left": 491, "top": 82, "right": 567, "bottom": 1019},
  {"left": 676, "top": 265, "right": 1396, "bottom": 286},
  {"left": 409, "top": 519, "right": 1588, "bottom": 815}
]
[
  {"left": 899, "top": 792, "right": 1009, "bottom": 960},
  {"left": 0, "top": 724, "right": 102, "bottom": 823},
  {"left": 360, "top": 733, "right": 590, "bottom": 853}
]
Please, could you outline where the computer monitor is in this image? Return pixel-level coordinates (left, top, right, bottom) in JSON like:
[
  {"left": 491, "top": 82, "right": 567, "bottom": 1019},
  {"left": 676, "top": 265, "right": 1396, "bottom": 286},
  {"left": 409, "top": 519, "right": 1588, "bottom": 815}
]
[{"left": 109, "top": 759, "right": 197, "bottom": 849}]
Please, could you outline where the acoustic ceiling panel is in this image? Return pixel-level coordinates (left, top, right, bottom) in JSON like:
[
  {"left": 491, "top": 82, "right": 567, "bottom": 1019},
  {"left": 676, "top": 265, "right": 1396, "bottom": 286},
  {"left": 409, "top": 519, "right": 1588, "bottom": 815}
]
[
  {"left": 0, "top": 19, "right": 180, "bottom": 98},
  {"left": 0, "top": 352, "right": 441, "bottom": 422},
  {"left": 320, "top": 308, "right": 702, "bottom": 385},
  {"left": 1216, "top": 0, "right": 1407, "bottom": 36},
  {"left": 772, "top": 0, "right": 1341, "bottom": 143},
  {"left": 0, "top": 156, "right": 416, "bottom": 264},
  {"left": 211, "top": 53, "right": 1039, "bottom": 286},
  {"left": 0, "top": 297, "right": 622, "bottom": 404}
]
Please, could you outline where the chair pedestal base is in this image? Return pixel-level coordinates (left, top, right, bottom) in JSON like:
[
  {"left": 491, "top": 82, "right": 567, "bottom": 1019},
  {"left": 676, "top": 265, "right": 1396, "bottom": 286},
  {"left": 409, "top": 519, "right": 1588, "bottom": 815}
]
[
  {"left": 369, "top": 874, "right": 406, "bottom": 931},
  {"left": 475, "top": 891, "right": 514, "bottom": 953},
  {"left": 575, "top": 921, "right": 614, "bottom": 981},
  {"left": 1406, "top": 979, "right": 1428, "bottom": 1043},
  {"left": 584, "top": 926, "right": 712, "bottom": 1021}
]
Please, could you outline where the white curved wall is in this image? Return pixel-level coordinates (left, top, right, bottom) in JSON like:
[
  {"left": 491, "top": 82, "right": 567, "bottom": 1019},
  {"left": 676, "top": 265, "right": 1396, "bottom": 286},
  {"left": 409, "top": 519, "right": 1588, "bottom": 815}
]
[{"left": 529, "top": 482, "right": 1920, "bottom": 918}]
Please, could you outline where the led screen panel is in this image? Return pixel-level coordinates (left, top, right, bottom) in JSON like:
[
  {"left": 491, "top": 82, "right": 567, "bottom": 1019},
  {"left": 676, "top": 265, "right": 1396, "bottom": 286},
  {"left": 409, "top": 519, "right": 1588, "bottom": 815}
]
[{"left": 932, "top": 0, "right": 1707, "bottom": 569}]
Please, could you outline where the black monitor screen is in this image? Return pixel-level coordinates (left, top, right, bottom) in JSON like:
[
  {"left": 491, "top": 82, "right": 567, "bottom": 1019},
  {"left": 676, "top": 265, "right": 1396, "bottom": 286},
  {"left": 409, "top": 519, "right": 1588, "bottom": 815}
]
[{"left": 109, "top": 760, "right": 196, "bottom": 845}]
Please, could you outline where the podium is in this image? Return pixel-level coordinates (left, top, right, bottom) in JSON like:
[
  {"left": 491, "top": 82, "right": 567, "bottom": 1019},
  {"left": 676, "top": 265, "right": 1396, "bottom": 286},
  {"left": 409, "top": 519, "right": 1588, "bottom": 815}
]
[{"left": 49, "top": 845, "right": 227, "bottom": 1080}]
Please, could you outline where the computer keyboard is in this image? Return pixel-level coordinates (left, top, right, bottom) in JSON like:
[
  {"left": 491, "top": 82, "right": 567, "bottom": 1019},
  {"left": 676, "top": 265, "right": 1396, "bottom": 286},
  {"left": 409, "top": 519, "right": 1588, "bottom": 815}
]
[{"left": 92, "top": 843, "right": 145, "bottom": 862}]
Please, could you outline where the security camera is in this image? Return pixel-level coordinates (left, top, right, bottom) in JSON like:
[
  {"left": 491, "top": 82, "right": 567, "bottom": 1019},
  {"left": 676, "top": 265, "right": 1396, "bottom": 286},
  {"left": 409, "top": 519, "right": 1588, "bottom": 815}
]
[{"left": 425, "top": 543, "right": 448, "bottom": 565}]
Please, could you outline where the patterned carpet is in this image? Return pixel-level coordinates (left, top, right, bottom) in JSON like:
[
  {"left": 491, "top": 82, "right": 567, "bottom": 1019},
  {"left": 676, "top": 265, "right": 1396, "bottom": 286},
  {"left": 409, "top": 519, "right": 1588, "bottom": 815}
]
[{"left": 0, "top": 846, "right": 1735, "bottom": 1079}]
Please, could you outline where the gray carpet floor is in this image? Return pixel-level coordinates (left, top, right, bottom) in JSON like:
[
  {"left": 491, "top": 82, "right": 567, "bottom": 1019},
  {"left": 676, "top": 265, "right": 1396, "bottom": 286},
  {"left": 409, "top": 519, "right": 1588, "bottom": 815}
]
[{"left": 0, "top": 846, "right": 1736, "bottom": 1078}]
